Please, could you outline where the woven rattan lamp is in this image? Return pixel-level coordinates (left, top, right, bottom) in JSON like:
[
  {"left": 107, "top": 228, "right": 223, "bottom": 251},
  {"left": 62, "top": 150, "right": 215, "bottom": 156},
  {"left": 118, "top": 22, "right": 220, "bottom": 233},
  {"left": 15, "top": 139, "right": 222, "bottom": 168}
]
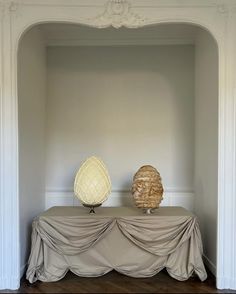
[
  {"left": 132, "top": 165, "right": 164, "bottom": 214},
  {"left": 74, "top": 156, "right": 111, "bottom": 213}
]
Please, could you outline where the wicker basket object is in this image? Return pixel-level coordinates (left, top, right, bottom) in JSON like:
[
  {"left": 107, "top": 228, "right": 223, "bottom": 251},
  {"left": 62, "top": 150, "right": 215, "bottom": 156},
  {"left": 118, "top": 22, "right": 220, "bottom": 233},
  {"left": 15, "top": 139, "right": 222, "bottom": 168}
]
[
  {"left": 132, "top": 165, "right": 164, "bottom": 210},
  {"left": 74, "top": 156, "right": 111, "bottom": 206}
]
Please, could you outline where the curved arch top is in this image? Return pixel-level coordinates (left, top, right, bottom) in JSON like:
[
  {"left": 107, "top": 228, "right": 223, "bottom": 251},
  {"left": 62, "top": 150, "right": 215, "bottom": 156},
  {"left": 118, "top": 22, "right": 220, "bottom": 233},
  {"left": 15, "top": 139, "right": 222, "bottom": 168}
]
[{"left": 13, "top": 0, "right": 224, "bottom": 52}]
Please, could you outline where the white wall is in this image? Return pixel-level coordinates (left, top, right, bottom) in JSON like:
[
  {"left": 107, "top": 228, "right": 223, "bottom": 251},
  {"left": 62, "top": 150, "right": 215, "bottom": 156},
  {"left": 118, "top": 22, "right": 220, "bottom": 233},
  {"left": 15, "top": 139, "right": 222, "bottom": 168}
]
[
  {"left": 16, "top": 26, "right": 219, "bottom": 281},
  {"left": 46, "top": 45, "right": 194, "bottom": 207},
  {"left": 194, "top": 29, "right": 218, "bottom": 274},
  {"left": 18, "top": 27, "right": 47, "bottom": 276}
]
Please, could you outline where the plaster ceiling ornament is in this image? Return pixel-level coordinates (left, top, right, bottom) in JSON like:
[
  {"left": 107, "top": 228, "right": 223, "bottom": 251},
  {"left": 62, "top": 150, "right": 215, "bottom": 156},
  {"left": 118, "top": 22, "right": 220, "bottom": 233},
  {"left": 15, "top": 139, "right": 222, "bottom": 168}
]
[
  {"left": 132, "top": 165, "right": 164, "bottom": 214},
  {"left": 86, "top": 0, "right": 147, "bottom": 29},
  {"left": 74, "top": 156, "right": 111, "bottom": 213}
]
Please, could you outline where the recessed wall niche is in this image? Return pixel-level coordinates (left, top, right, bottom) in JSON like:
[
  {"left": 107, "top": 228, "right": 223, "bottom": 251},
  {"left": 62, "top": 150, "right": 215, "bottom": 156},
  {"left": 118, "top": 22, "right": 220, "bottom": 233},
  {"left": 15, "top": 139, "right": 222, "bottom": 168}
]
[
  {"left": 46, "top": 44, "right": 194, "bottom": 199},
  {"left": 18, "top": 23, "right": 218, "bottom": 276}
]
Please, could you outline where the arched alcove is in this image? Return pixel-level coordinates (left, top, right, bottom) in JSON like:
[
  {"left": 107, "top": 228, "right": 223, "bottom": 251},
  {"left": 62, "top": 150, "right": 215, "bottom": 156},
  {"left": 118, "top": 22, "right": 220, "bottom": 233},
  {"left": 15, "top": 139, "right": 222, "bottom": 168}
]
[
  {"left": 2, "top": 1, "right": 236, "bottom": 291},
  {"left": 17, "top": 21, "right": 218, "bottom": 281}
]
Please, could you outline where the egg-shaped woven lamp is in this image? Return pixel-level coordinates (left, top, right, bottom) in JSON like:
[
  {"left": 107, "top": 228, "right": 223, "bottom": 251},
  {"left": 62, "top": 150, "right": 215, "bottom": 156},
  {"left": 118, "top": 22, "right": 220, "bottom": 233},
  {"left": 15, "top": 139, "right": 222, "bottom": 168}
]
[{"left": 74, "top": 156, "right": 111, "bottom": 212}]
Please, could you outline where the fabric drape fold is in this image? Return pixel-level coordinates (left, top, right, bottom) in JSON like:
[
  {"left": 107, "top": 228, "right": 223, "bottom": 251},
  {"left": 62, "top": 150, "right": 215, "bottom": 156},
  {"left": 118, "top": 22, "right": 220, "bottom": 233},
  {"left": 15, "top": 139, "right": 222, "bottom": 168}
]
[
  {"left": 34, "top": 216, "right": 116, "bottom": 255},
  {"left": 116, "top": 216, "right": 197, "bottom": 256},
  {"left": 26, "top": 206, "right": 207, "bottom": 284}
]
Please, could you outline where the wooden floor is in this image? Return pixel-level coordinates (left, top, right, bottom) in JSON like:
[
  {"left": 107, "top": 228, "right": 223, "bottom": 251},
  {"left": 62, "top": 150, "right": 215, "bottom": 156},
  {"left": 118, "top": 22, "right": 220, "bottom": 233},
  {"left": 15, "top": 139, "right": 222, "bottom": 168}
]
[{"left": 1, "top": 269, "right": 236, "bottom": 293}]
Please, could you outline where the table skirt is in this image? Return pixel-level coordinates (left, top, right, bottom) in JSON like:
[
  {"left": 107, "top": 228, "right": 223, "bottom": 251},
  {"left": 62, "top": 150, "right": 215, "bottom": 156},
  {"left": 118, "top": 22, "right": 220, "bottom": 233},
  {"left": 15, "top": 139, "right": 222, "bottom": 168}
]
[{"left": 26, "top": 206, "right": 207, "bottom": 283}]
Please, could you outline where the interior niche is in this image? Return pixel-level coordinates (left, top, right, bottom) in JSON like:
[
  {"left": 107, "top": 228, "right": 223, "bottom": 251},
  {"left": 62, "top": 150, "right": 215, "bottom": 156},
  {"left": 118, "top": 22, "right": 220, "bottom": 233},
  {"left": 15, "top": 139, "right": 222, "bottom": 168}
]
[{"left": 18, "top": 23, "right": 218, "bottom": 276}]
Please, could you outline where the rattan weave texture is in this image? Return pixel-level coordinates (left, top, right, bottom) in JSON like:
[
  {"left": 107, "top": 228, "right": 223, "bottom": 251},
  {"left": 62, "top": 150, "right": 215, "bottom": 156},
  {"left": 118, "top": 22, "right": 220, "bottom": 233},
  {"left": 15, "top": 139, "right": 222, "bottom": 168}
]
[{"left": 74, "top": 156, "right": 111, "bottom": 206}]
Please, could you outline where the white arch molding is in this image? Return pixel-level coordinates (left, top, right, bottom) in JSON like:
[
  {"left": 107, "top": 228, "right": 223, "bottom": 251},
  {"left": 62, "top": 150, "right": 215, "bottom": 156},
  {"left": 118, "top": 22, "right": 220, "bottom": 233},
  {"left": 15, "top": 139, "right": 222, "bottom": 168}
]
[{"left": 0, "top": 0, "right": 235, "bottom": 290}]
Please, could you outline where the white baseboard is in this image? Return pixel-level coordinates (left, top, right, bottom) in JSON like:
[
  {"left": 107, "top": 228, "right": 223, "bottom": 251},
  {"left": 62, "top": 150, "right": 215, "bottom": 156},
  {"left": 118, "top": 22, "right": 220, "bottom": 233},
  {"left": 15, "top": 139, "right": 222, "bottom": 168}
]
[
  {"left": 45, "top": 188, "right": 194, "bottom": 211},
  {"left": 203, "top": 254, "right": 216, "bottom": 276}
]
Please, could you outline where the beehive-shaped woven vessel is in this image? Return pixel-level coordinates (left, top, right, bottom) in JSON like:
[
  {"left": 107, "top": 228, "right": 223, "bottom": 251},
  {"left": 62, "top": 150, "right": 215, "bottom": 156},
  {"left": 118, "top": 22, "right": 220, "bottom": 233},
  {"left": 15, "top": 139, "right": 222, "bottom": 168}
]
[
  {"left": 74, "top": 156, "right": 111, "bottom": 207},
  {"left": 132, "top": 165, "right": 164, "bottom": 213}
]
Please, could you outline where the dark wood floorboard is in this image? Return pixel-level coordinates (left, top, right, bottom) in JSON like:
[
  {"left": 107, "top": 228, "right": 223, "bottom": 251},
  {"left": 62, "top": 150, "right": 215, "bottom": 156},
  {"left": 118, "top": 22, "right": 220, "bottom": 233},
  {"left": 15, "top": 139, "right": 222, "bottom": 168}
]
[{"left": 1, "top": 269, "right": 236, "bottom": 293}]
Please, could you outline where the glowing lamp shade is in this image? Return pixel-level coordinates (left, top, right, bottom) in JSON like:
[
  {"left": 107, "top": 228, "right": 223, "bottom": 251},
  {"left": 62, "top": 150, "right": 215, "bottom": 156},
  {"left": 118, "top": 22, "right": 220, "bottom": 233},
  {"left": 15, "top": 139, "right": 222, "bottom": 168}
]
[{"left": 74, "top": 156, "right": 111, "bottom": 206}]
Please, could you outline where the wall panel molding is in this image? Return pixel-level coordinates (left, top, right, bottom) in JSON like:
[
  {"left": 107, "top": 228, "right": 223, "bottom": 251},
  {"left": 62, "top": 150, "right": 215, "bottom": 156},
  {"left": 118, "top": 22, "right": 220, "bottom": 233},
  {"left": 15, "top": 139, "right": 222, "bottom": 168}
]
[
  {"left": 0, "top": 2, "right": 4, "bottom": 289},
  {"left": 45, "top": 188, "right": 195, "bottom": 212},
  {"left": 0, "top": 0, "right": 235, "bottom": 290},
  {"left": 216, "top": 8, "right": 236, "bottom": 290},
  {"left": 46, "top": 37, "right": 195, "bottom": 47},
  {"left": 0, "top": 1, "right": 20, "bottom": 290}
]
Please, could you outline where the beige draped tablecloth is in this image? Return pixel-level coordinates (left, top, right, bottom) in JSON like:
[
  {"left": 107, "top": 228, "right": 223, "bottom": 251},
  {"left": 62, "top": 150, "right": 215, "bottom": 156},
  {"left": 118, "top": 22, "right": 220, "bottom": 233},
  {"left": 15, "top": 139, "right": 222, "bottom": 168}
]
[{"left": 26, "top": 206, "right": 207, "bottom": 283}]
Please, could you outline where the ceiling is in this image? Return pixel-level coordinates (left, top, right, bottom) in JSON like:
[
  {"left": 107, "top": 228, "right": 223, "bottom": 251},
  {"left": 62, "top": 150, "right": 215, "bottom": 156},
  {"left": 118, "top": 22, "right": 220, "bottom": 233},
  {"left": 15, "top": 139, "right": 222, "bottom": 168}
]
[{"left": 39, "top": 23, "right": 199, "bottom": 46}]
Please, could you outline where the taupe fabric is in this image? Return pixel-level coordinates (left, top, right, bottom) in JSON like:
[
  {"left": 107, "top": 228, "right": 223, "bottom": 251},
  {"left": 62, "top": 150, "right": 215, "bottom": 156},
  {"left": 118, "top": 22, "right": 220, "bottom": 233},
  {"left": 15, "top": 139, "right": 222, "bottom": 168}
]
[{"left": 26, "top": 206, "right": 207, "bottom": 283}]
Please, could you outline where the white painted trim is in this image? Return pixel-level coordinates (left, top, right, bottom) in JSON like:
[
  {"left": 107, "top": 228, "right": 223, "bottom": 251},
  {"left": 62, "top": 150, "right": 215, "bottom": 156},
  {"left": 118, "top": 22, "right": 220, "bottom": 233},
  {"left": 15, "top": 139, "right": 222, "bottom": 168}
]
[
  {"left": 45, "top": 187, "right": 194, "bottom": 193},
  {"left": 0, "top": 3, "right": 4, "bottom": 288},
  {"left": 216, "top": 7, "right": 236, "bottom": 290},
  {"left": 45, "top": 189, "right": 195, "bottom": 211},
  {"left": 0, "top": 0, "right": 20, "bottom": 290},
  {"left": 217, "top": 277, "right": 236, "bottom": 291},
  {"left": 0, "top": 277, "right": 20, "bottom": 291},
  {"left": 203, "top": 254, "right": 216, "bottom": 276},
  {"left": 45, "top": 38, "right": 194, "bottom": 47},
  {"left": 0, "top": 0, "right": 235, "bottom": 290},
  {"left": 7, "top": 0, "right": 217, "bottom": 9}
]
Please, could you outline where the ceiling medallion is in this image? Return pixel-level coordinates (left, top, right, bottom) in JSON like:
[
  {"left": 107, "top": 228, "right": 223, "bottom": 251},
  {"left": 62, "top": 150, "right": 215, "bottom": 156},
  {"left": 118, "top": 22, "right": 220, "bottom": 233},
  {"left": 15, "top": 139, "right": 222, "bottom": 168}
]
[{"left": 87, "top": 0, "right": 147, "bottom": 29}]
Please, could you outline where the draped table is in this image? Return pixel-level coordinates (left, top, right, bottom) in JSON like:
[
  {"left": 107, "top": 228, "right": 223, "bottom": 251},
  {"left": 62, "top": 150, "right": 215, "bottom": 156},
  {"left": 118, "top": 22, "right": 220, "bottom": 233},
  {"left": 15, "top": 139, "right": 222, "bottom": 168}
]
[{"left": 26, "top": 206, "right": 207, "bottom": 283}]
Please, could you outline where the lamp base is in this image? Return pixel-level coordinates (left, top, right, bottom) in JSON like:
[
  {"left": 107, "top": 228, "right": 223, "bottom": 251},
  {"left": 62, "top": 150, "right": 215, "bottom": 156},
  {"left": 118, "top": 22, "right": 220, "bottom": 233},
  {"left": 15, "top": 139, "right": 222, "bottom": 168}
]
[
  {"left": 82, "top": 203, "right": 102, "bottom": 214},
  {"left": 143, "top": 208, "right": 156, "bottom": 214}
]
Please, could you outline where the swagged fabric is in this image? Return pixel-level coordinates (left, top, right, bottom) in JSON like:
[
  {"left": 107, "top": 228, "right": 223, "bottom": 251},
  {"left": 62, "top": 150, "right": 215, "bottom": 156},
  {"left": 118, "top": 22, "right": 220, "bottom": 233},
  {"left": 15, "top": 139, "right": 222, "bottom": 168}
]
[{"left": 26, "top": 206, "right": 207, "bottom": 283}]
